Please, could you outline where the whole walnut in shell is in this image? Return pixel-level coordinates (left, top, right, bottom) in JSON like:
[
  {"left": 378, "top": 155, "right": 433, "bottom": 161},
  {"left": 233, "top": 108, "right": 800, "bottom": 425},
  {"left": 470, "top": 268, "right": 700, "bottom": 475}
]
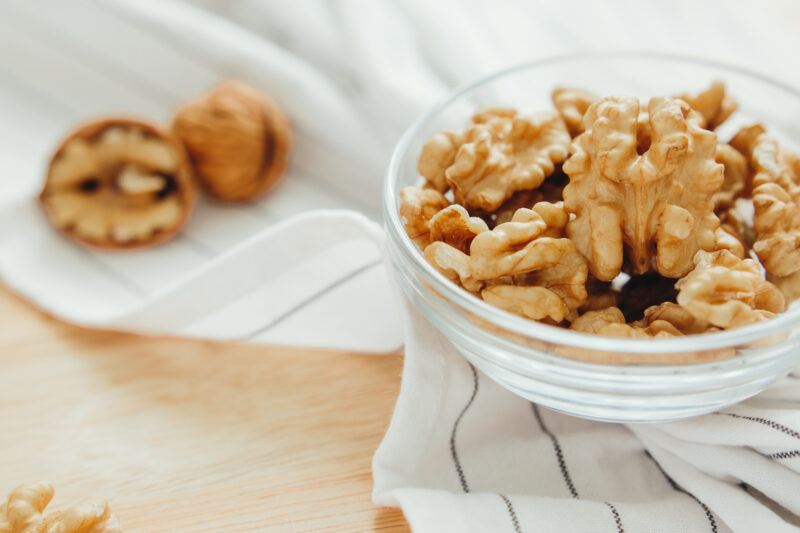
[
  {"left": 40, "top": 118, "right": 195, "bottom": 250},
  {"left": 172, "top": 81, "right": 292, "bottom": 202}
]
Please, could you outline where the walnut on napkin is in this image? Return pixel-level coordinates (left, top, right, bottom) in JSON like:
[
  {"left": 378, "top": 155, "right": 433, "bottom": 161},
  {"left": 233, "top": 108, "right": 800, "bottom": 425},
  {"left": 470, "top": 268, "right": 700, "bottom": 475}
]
[
  {"left": 0, "top": 482, "right": 122, "bottom": 533},
  {"left": 39, "top": 118, "right": 196, "bottom": 249},
  {"left": 172, "top": 81, "right": 293, "bottom": 202}
]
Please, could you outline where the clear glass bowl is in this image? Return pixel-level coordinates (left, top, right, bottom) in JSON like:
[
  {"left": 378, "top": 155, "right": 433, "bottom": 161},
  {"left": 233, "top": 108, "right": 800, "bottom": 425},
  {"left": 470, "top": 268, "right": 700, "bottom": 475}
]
[{"left": 383, "top": 52, "right": 800, "bottom": 423}]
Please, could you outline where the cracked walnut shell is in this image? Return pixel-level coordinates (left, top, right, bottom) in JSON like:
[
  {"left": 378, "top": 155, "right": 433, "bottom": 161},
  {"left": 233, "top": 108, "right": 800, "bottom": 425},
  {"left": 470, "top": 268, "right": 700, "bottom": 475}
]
[
  {"left": 676, "top": 250, "right": 785, "bottom": 329},
  {"left": 0, "top": 482, "right": 121, "bottom": 533},
  {"left": 40, "top": 118, "right": 195, "bottom": 250},
  {"left": 172, "top": 81, "right": 292, "bottom": 202},
  {"left": 563, "top": 96, "right": 723, "bottom": 280}
]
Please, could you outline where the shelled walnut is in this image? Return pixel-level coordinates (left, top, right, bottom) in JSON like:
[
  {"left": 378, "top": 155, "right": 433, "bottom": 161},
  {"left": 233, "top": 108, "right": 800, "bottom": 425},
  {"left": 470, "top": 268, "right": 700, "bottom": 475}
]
[
  {"left": 676, "top": 250, "right": 785, "bottom": 329},
  {"left": 0, "top": 482, "right": 121, "bottom": 533},
  {"left": 398, "top": 186, "right": 450, "bottom": 248},
  {"left": 40, "top": 118, "right": 195, "bottom": 249},
  {"left": 563, "top": 96, "right": 723, "bottom": 280},
  {"left": 731, "top": 124, "right": 800, "bottom": 296},
  {"left": 425, "top": 208, "right": 588, "bottom": 312},
  {"left": 419, "top": 107, "right": 570, "bottom": 212},
  {"left": 172, "top": 81, "right": 292, "bottom": 202}
]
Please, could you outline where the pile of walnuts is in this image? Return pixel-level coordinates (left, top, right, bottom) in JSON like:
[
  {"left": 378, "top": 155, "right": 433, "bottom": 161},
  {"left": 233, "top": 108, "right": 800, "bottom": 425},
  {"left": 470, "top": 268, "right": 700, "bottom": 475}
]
[{"left": 401, "top": 82, "right": 799, "bottom": 337}]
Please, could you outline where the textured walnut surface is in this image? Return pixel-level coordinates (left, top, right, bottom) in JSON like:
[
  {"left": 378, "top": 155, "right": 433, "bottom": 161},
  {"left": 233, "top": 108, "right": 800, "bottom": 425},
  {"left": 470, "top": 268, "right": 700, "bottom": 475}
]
[
  {"left": 0, "top": 482, "right": 121, "bottom": 533},
  {"left": 563, "top": 96, "right": 723, "bottom": 280},
  {"left": 403, "top": 81, "right": 794, "bottom": 339},
  {"left": 40, "top": 119, "right": 194, "bottom": 249},
  {"left": 172, "top": 81, "right": 292, "bottom": 202}
]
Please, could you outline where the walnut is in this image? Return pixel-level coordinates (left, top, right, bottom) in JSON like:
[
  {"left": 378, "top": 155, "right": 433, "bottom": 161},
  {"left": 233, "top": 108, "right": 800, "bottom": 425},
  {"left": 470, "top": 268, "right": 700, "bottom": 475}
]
[
  {"left": 570, "top": 306, "right": 680, "bottom": 338},
  {"left": 425, "top": 208, "right": 588, "bottom": 310},
  {"left": 418, "top": 130, "right": 465, "bottom": 192},
  {"left": 714, "top": 143, "right": 749, "bottom": 211},
  {"left": 714, "top": 225, "right": 746, "bottom": 259},
  {"left": 719, "top": 198, "right": 756, "bottom": 252},
  {"left": 398, "top": 186, "right": 450, "bottom": 248},
  {"left": 172, "top": 81, "right": 292, "bottom": 202},
  {"left": 428, "top": 204, "right": 488, "bottom": 253},
  {"left": 563, "top": 96, "right": 723, "bottom": 280},
  {"left": 676, "top": 250, "right": 786, "bottom": 329},
  {"left": 481, "top": 285, "right": 569, "bottom": 322},
  {"left": 730, "top": 124, "right": 800, "bottom": 282},
  {"left": 445, "top": 109, "right": 570, "bottom": 212},
  {"left": 675, "top": 80, "right": 737, "bottom": 130},
  {"left": 551, "top": 87, "right": 597, "bottom": 137},
  {"left": 641, "top": 302, "right": 713, "bottom": 335},
  {"left": 39, "top": 118, "right": 195, "bottom": 249},
  {"left": 0, "top": 482, "right": 121, "bottom": 533}
]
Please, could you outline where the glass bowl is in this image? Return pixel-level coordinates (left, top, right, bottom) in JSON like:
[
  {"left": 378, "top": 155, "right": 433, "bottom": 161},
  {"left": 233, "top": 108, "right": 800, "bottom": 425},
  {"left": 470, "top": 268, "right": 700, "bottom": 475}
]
[{"left": 383, "top": 52, "right": 800, "bottom": 423}]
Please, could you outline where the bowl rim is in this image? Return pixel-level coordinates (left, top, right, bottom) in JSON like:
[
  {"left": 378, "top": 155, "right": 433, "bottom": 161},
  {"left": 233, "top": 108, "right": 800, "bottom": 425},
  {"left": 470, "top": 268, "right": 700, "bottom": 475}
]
[{"left": 384, "top": 50, "right": 800, "bottom": 354}]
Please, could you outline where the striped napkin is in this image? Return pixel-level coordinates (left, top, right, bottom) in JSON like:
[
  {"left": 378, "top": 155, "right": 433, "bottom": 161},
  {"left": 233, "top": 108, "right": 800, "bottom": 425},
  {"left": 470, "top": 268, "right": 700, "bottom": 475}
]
[{"left": 373, "top": 309, "right": 800, "bottom": 532}]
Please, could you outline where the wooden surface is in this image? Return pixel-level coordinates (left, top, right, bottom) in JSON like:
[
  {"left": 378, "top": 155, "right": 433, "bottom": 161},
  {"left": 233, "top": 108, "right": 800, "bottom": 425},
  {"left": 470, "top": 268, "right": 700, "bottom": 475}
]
[{"left": 0, "top": 285, "right": 409, "bottom": 532}]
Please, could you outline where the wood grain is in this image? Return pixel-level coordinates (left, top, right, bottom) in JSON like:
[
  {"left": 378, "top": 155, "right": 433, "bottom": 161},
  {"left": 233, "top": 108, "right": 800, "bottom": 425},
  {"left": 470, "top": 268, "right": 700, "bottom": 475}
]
[{"left": 0, "top": 285, "right": 408, "bottom": 532}]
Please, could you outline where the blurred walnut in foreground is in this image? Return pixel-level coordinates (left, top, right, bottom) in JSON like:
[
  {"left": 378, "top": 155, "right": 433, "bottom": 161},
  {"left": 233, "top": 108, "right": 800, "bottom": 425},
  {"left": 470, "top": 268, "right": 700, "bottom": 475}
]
[
  {"left": 172, "top": 81, "right": 292, "bottom": 202},
  {"left": 0, "top": 482, "right": 121, "bottom": 533}
]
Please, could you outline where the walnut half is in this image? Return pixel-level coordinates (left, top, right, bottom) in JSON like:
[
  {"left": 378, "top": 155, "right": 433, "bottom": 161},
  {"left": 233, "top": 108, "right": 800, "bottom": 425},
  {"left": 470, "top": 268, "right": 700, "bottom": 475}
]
[
  {"left": 0, "top": 482, "right": 121, "bottom": 533},
  {"left": 563, "top": 96, "right": 723, "bottom": 280},
  {"left": 40, "top": 118, "right": 195, "bottom": 250}
]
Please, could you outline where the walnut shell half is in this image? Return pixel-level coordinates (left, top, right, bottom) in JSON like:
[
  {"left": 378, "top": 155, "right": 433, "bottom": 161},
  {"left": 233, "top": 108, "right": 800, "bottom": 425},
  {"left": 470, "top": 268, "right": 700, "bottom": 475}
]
[
  {"left": 172, "top": 81, "right": 293, "bottom": 202},
  {"left": 40, "top": 118, "right": 196, "bottom": 250}
]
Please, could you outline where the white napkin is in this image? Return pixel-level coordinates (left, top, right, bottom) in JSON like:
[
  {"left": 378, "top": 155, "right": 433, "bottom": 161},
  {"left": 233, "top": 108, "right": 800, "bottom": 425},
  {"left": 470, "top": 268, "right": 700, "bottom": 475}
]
[
  {"left": 373, "top": 308, "right": 800, "bottom": 532},
  {"left": 0, "top": 0, "right": 402, "bottom": 352}
]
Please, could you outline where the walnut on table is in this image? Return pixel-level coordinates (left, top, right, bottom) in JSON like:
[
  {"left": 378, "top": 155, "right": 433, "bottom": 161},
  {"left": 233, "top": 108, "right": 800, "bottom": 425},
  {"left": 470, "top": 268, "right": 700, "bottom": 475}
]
[
  {"left": 424, "top": 207, "right": 588, "bottom": 319},
  {"left": 39, "top": 118, "right": 196, "bottom": 250},
  {"left": 676, "top": 250, "right": 786, "bottom": 329},
  {"left": 563, "top": 96, "right": 723, "bottom": 281},
  {"left": 172, "top": 81, "right": 292, "bottom": 202},
  {"left": 730, "top": 124, "right": 800, "bottom": 298},
  {"left": 0, "top": 482, "right": 121, "bottom": 533},
  {"left": 418, "top": 107, "right": 570, "bottom": 212}
]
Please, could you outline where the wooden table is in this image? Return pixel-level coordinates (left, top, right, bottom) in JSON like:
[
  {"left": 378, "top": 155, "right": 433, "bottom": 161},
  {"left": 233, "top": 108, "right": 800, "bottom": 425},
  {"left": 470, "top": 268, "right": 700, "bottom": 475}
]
[{"left": 0, "top": 285, "right": 409, "bottom": 532}]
